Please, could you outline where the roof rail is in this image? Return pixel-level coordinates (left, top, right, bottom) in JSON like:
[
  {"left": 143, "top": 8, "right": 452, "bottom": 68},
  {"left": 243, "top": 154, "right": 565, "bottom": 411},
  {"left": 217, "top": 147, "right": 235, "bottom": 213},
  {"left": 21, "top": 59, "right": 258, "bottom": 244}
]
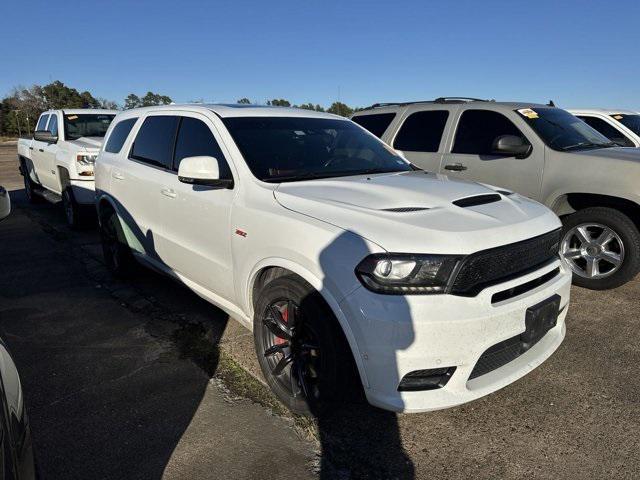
[{"left": 364, "top": 97, "right": 493, "bottom": 110}]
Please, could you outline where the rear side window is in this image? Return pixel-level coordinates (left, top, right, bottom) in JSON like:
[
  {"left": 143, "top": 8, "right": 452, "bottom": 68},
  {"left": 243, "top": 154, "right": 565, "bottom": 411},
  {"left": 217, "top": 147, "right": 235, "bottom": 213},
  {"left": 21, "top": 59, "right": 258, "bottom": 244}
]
[
  {"left": 173, "top": 117, "right": 232, "bottom": 179},
  {"left": 105, "top": 118, "right": 138, "bottom": 153},
  {"left": 352, "top": 113, "right": 396, "bottom": 138},
  {"left": 47, "top": 115, "right": 58, "bottom": 136},
  {"left": 394, "top": 111, "right": 449, "bottom": 152},
  {"left": 130, "top": 116, "right": 180, "bottom": 169},
  {"left": 36, "top": 114, "right": 49, "bottom": 131},
  {"left": 452, "top": 110, "right": 525, "bottom": 155},
  {"left": 577, "top": 116, "right": 634, "bottom": 147}
]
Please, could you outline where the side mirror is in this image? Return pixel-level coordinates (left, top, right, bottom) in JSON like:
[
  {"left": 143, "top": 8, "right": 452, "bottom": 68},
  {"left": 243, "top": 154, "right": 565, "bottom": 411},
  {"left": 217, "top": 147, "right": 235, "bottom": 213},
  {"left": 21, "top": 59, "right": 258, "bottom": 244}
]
[
  {"left": 177, "top": 156, "right": 233, "bottom": 188},
  {"left": 34, "top": 130, "right": 58, "bottom": 143},
  {"left": 492, "top": 135, "right": 532, "bottom": 159},
  {"left": 0, "top": 186, "right": 10, "bottom": 221}
]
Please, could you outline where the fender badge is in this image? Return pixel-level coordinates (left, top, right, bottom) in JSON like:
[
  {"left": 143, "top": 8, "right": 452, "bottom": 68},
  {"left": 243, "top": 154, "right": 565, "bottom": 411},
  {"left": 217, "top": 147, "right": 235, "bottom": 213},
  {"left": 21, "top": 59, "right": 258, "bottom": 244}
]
[{"left": 235, "top": 229, "right": 247, "bottom": 238}]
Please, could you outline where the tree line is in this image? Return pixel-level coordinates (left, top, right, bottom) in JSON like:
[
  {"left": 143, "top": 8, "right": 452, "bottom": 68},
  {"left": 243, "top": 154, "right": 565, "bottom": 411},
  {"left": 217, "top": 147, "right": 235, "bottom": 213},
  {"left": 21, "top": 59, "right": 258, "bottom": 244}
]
[{"left": 0, "top": 80, "right": 361, "bottom": 137}]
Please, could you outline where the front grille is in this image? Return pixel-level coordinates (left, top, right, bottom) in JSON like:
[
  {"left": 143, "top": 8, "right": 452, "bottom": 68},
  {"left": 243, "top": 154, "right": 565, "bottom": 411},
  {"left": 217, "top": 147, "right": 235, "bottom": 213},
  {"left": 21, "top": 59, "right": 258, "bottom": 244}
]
[{"left": 450, "top": 229, "right": 561, "bottom": 296}]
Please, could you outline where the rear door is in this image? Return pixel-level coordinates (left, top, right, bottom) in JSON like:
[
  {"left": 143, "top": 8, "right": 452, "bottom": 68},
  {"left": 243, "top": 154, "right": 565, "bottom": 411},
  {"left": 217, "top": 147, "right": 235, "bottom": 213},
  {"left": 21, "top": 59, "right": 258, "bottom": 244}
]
[
  {"left": 30, "top": 113, "right": 50, "bottom": 184},
  {"left": 440, "top": 108, "right": 544, "bottom": 200},
  {"left": 155, "top": 113, "right": 237, "bottom": 301},
  {"left": 389, "top": 107, "right": 455, "bottom": 172},
  {"left": 40, "top": 112, "right": 61, "bottom": 191}
]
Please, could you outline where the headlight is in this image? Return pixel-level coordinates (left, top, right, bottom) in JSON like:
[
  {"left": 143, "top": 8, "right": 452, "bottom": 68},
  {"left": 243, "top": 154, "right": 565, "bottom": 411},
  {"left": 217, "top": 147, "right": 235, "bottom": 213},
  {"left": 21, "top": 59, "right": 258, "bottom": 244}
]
[
  {"left": 76, "top": 154, "right": 97, "bottom": 166},
  {"left": 355, "top": 253, "right": 461, "bottom": 294}
]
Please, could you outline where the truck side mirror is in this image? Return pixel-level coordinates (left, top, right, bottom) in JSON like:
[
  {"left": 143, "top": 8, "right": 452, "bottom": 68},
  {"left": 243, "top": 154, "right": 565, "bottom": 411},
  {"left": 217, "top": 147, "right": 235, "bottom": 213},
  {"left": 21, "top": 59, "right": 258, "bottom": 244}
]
[
  {"left": 34, "top": 130, "right": 58, "bottom": 144},
  {"left": 177, "top": 156, "right": 233, "bottom": 189},
  {"left": 492, "top": 135, "right": 532, "bottom": 159}
]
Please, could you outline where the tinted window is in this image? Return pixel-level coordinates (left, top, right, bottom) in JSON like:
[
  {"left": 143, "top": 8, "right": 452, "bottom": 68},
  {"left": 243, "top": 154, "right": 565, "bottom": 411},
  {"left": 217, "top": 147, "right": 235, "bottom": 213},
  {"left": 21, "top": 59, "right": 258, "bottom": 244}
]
[
  {"left": 352, "top": 113, "right": 396, "bottom": 138},
  {"left": 453, "top": 110, "right": 526, "bottom": 155},
  {"left": 612, "top": 114, "right": 640, "bottom": 136},
  {"left": 64, "top": 114, "right": 115, "bottom": 140},
  {"left": 130, "top": 116, "right": 180, "bottom": 169},
  {"left": 222, "top": 117, "right": 412, "bottom": 182},
  {"left": 36, "top": 114, "right": 49, "bottom": 131},
  {"left": 173, "top": 117, "right": 232, "bottom": 179},
  {"left": 47, "top": 114, "right": 58, "bottom": 136},
  {"left": 105, "top": 118, "right": 137, "bottom": 153},
  {"left": 519, "top": 108, "right": 613, "bottom": 151},
  {"left": 394, "top": 110, "right": 449, "bottom": 152},
  {"left": 577, "top": 116, "right": 634, "bottom": 147}
]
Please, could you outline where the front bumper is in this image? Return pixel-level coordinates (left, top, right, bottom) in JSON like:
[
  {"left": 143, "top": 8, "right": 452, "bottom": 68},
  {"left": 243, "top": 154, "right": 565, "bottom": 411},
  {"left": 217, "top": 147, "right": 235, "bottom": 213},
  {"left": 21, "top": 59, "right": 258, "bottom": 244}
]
[{"left": 340, "top": 259, "right": 571, "bottom": 413}]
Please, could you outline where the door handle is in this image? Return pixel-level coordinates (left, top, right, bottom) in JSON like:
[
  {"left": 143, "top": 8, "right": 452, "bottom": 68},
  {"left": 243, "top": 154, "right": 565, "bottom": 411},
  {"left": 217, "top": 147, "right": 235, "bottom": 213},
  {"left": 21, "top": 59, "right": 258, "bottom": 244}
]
[
  {"left": 38, "top": 148, "right": 44, "bottom": 152},
  {"left": 161, "top": 188, "right": 177, "bottom": 199},
  {"left": 112, "top": 170, "right": 125, "bottom": 180},
  {"left": 444, "top": 163, "right": 467, "bottom": 172},
  {"left": 29, "top": 147, "right": 34, "bottom": 150}
]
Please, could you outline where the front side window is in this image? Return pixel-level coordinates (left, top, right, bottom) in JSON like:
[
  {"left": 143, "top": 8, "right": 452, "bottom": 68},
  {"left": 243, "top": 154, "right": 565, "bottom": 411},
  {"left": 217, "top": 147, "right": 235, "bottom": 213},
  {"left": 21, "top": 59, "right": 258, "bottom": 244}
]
[
  {"left": 611, "top": 114, "right": 640, "bottom": 137},
  {"left": 519, "top": 108, "right": 614, "bottom": 151},
  {"left": 394, "top": 110, "right": 449, "bottom": 152},
  {"left": 576, "top": 116, "right": 634, "bottom": 147},
  {"left": 64, "top": 114, "right": 116, "bottom": 141},
  {"left": 130, "top": 116, "right": 180, "bottom": 169},
  {"left": 352, "top": 113, "right": 396, "bottom": 138},
  {"left": 105, "top": 118, "right": 138, "bottom": 154},
  {"left": 452, "top": 110, "right": 526, "bottom": 155},
  {"left": 35, "top": 114, "right": 49, "bottom": 132},
  {"left": 222, "top": 117, "right": 412, "bottom": 183},
  {"left": 47, "top": 115, "right": 58, "bottom": 136},
  {"left": 173, "top": 117, "right": 232, "bottom": 179}
]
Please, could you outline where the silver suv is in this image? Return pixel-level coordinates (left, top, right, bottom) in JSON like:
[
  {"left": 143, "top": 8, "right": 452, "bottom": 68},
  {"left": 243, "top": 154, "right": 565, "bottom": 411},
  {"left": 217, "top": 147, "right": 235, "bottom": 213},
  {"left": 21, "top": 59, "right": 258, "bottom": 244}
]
[{"left": 353, "top": 98, "right": 640, "bottom": 290}]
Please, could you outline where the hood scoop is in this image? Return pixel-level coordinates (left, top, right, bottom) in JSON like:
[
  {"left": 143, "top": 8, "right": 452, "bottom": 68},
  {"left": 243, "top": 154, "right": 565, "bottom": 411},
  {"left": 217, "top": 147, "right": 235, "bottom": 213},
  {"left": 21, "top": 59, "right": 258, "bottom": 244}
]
[
  {"left": 382, "top": 207, "right": 430, "bottom": 213},
  {"left": 453, "top": 194, "right": 501, "bottom": 208}
]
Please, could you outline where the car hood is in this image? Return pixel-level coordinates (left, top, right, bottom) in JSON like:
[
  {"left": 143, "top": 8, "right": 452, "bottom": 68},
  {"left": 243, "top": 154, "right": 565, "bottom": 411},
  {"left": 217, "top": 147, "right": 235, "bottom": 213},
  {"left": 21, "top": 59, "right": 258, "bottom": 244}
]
[
  {"left": 68, "top": 136, "right": 104, "bottom": 152},
  {"left": 274, "top": 171, "right": 560, "bottom": 254},
  {"left": 568, "top": 146, "right": 640, "bottom": 163}
]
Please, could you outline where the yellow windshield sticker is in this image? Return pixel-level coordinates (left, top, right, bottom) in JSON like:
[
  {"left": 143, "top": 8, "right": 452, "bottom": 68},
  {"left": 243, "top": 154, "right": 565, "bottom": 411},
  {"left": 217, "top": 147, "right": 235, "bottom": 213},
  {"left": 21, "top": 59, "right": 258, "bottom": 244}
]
[
  {"left": 67, "top": 115, "right": 78, "bottom": 120},
  {"left": 613, "top": 115, "right": 624, "bottom": 120},
  {"left": 517, "top": 108, "right": 539, "bottom": 119}
]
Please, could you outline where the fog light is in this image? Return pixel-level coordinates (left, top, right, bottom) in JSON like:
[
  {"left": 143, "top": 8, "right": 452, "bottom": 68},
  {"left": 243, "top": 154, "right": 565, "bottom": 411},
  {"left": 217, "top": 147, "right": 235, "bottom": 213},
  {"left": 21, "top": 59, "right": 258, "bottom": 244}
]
[{"left": 397, "top": 367, "right": 456, "bottom": 391}]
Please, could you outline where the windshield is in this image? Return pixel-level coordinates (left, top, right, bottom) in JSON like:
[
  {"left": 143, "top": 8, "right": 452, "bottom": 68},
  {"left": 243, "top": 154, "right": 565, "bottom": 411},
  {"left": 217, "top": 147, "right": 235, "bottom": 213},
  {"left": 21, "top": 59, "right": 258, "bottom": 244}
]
[
  {"left": 64, "top": 114, "right": 115, "bottom": 141},
  {"left": 611, "top": 114, "right": 640, "bottom": 136},
  {"left": 222, "top": 117, "right": 413, "bottom": 182},
  {"left": 517, "top": 108, "right": 615, "bottom": 151}
]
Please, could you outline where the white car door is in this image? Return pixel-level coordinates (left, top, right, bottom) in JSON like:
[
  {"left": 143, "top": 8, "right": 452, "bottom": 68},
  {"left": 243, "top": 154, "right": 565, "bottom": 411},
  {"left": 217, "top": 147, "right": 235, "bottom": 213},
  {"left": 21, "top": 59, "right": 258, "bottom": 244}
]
[
  {"left": 155, "top": 113, "right": 236, "bottom": 302},
  {"left": 440, "top": 108, "right": 544, "bottom": 200},
  {"left": 109, "top": 114, "right": 181, "bottom": 261},
  {"left": 30, "top": 113, "right": 50, "bottom": 185},
  {"left": 40, "top": 112, "right": 60, "bottom": 192}
]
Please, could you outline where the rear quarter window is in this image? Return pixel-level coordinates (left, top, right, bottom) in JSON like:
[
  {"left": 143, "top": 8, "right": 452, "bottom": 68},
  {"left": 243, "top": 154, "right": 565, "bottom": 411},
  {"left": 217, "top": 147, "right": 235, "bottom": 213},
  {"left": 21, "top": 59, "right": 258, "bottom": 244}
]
[
  {"left": 105, "top": 118, "right": 138, "bottom": 153},
  {"left": 352, "top": 113, "right": 396, "bottom": 138}
]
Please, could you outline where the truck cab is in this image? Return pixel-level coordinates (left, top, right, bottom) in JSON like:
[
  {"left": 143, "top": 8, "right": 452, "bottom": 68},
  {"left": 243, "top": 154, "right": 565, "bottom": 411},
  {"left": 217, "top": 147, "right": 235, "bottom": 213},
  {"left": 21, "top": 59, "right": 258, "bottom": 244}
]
[
  {"left": 17, "top": 109, "right": 117, "bottom": 227},
  {"left": 353, "top": 98, "right": 640, "bottom": 290}
]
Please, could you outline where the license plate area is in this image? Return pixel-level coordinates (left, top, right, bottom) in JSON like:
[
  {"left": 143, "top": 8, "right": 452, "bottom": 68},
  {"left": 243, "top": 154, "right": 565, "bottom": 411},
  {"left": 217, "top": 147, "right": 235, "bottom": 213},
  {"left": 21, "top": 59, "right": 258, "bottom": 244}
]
[{"left": 521, "top": 294, "right": 561, "bottom": 350}]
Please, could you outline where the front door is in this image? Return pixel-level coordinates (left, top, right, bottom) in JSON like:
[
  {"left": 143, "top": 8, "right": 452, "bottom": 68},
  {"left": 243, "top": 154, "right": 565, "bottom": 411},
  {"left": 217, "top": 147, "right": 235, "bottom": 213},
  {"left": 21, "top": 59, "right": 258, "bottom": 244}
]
[
  {"left": 155, "top": 113, "right": 236, "bottom": 302},
  {"left": 440, "top": 108, "right": 544, "bottom": 200}
]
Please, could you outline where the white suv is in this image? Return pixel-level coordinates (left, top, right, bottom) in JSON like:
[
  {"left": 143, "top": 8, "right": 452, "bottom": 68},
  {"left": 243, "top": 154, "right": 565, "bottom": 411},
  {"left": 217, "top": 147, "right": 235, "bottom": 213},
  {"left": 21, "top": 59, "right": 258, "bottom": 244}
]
[{"left": 95, "top": 104, "right": 571, "bottom": 414}]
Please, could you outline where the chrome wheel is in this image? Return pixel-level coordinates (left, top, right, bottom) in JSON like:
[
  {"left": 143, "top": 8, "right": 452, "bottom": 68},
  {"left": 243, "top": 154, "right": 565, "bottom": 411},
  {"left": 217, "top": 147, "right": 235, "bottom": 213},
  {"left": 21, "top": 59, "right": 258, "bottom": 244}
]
[
  {"left": 561, "top": 223, "right": 624, "bottom": 279},
  {"left": 260, "top": 300, "right": 321, "bottom": 401}
]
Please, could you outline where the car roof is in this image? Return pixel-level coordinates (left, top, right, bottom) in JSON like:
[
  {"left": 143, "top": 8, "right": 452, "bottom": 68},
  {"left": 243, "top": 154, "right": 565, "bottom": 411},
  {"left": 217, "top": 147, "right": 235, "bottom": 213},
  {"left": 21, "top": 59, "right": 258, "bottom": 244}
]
[
  {"left": 353, "top": 100, "right": 549, "bottom": 115},
  {"left": 116, "top": 103, "right": 346, "bottom": 120},
  {"left": 567, "top": 108, "right": 638, "bottom": 115},
  {"left": 46, "top": 109, "right": 119, "bottom": 115}
]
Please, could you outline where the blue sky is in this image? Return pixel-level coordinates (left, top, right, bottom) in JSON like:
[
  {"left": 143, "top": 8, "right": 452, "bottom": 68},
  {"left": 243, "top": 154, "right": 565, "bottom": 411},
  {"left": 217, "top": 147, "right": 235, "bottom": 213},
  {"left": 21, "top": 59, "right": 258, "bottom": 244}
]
[{"left": 2, "top": 0, "right": 639, "bottom": 110}]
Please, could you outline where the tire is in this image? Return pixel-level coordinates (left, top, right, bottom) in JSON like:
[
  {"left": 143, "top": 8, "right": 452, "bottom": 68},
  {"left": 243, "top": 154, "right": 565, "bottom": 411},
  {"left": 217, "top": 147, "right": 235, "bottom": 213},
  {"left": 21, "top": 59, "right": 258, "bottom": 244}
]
[
  {"left": 100, "top": 207, "right": 135, "bottom": 277},
  {"left": 22, "top": 163, "right": 42, "bottom": 204},
  {"left": 560, "top": 207, "right": 640, "bottom": 289},
  {"left": 253, "top": 275, "right": 360, "bottom": 415},
  {"left": 62, "top": 187, "right": 87, "bottom": 229}
]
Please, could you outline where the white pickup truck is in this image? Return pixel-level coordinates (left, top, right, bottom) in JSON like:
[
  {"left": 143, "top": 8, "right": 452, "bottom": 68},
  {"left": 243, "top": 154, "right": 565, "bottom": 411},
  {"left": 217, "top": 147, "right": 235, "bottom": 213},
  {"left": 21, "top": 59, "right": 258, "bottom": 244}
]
[{"left": 18, "top": 109, "right": 117, "bottom": 227}]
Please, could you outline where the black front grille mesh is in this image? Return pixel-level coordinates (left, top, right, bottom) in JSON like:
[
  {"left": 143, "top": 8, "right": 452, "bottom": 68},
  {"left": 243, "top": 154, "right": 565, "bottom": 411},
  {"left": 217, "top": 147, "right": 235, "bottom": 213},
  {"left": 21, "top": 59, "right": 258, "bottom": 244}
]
[{"left": 450, "top": 229, "right": 561, "bottom": 296}]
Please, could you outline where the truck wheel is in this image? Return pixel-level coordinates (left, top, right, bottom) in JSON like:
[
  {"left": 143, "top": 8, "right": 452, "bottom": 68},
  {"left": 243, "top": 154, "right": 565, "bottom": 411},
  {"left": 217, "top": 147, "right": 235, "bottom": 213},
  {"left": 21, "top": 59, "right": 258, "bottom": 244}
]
[
  {"left": 62, "top": 188, "right": 86, "bottom": 229},
  {"left": 22, "top": 167, "right": 42, "bottom": 204},
  {"left": 560, "top": 207, "right": 640, "bottom": 289},
  {"left": 253, "top": 275, "right": 361, "bottom": 416},
  {"left": 100, "top": 207, "right": 135, "bottom": 277}
]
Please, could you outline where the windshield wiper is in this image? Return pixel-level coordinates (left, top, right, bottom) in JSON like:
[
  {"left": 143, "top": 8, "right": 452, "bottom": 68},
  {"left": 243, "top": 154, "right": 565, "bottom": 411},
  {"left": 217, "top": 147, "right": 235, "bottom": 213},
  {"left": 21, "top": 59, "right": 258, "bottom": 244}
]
[
  {"left": 561, "top": 141, "right": 616, "bottom": 151},
  {"left": 265, "top": 168, "right": 406, "bottom": 183}
]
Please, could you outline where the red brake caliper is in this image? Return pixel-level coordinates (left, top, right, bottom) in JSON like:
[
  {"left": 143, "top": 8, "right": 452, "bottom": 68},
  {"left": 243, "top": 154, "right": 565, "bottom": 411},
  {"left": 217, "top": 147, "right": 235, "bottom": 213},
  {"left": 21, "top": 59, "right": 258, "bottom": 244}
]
[{"left": 275, "top": 304, "right": 288, "bottom": 345}]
